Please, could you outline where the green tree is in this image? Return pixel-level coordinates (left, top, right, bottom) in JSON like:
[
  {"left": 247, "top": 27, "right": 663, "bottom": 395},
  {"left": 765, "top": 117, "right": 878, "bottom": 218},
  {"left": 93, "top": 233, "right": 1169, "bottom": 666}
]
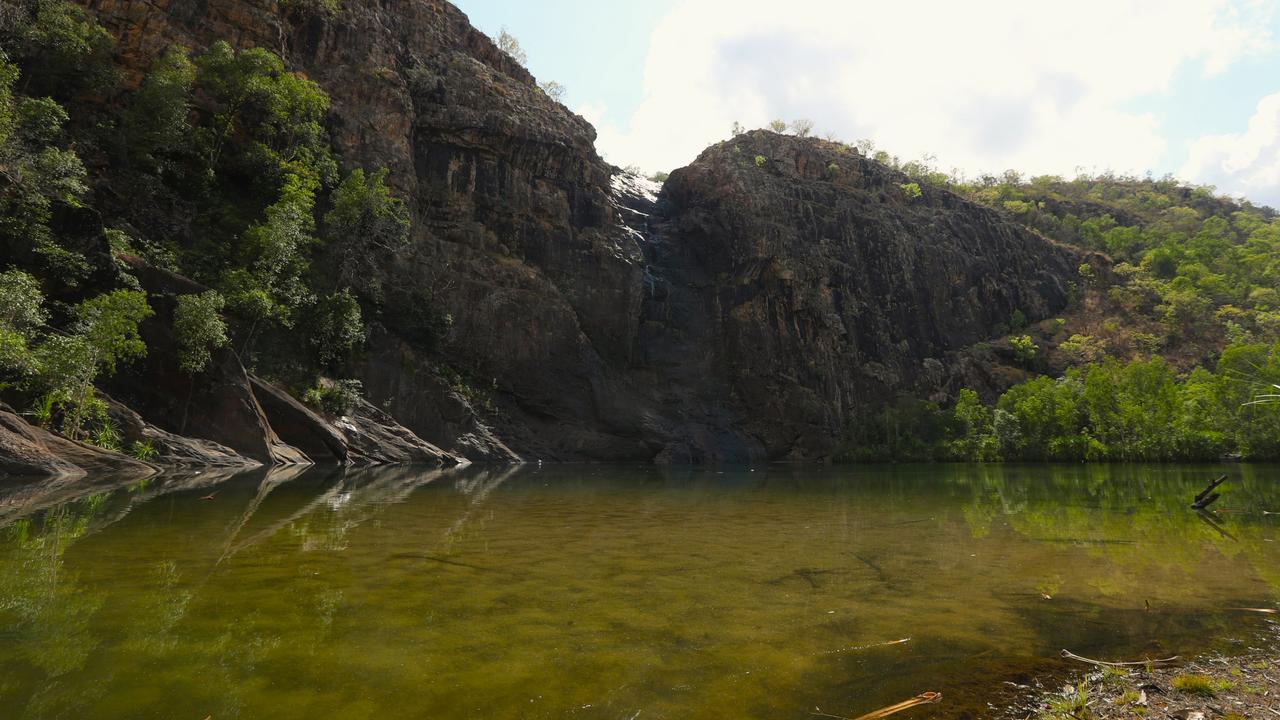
[
  {"left": 193, "top": 41, "right": 333, "bottom": 185},
  {"left": 29, "top": 289, "right": 152, "bottom": 439},
  {"left": 0, "top": 54, "right": 91, "bottom": 280},
  {"left": 323, "top": 167, "right": 409, "bottom": 299},
  {"left": 0, "top": 268, "right": 47, "bottom": 378},
  {"left": 948, "top": 388, "right": 1000, "bottom": 460},
  {"left": 0, "top": 0, "right": 116, "bottom": 99},
  {"left": 123, "top": 45, "right": 195, "bottom": 173},
  {"left": 224, "top": 170, "right": 320, "bottom": 341},
  {"left": 309, "top": 288, "right": 363, "bottom": 367},
  {"left": 172, "top": 290, "right": 228, "bottom": 373},
  {"left": 1009, "top": 334, "right": 1037, "bottom": 363}
]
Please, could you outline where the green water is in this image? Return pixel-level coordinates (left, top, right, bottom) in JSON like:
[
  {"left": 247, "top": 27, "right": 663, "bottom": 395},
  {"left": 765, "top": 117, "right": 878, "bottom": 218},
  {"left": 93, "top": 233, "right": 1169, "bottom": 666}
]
[{"left": 0, "top": 464, "right": 1278, "bottom": 719}]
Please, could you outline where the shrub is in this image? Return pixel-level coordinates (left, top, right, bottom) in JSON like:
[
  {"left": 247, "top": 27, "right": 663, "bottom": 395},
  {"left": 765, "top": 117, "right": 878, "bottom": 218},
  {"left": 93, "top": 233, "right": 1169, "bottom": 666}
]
[
  {"left": 826, "top": 162, "right": 840, "bottom": 178},
  {"left": 767, "top": 119, "right": 787, "bottom": 132},
  {"left": 1010, "top": 335, "right": 1038, "bottom": 362},
  {"left": 1059, "top": 334, "right": 1106, "bottom": 363},
  {"left": 302, "top": 377, "right": 363, "bottom": 415},
  {"left": 754, "top": 155, "right": 766, "bottom": 167},
  {"left": 130, "top": 438, "right": 158, "bottom": 461},
  {"left": 899, "top": 182, "right": 922, "bottom": 199},
  {"left": 789, "top": 118, "right": 814, "bottom": 137},
  {"left": 1171, "top": 674, "right": 1221, "bottom": 697},
  {"left": 538, "top": 80, "right": 565, "bottom": 102}
]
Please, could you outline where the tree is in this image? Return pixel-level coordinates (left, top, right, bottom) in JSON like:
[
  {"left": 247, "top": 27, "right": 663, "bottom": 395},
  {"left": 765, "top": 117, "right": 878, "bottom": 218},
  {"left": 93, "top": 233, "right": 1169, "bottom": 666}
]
[
  {"left": 538, "top": 80, "right": 565, "bottom": 102},
  {"left": 172, "top": 290, "right": 228, "bottom": 373},
  {"left": 193, "top": 41, "right": 334, "bottom": 184},
  {"left": 74, "top": 290, "right": 153, "bottom": 374},
  {"left": 0, "top": 268, "right": 47, "bottom": 378},
  {"left": 35, "top": 289, "right": 154, "bottom": 439},
  {"left": 789, "top": 118, "right": 814, "bottom": 137},
  {"left": 309, "top": 288, "right": 363, "bottom": 367},
  {"left": 1010, "top": 334, "right": 1037, "bottom": 363},
  {"left": 731, "top": 121, "right": 744, "bottom": 136},
  {"left": 0, "top": 0, "right": 116, "bottom": 99},
  {"left": 496, "top": 28, "right": 527, "bottom": 66},
  {"left": 0, "top": 54, "right": 91, "bottom": 281},
  {"left": 124, "top": 45, "right": 195, "bottom": 172},
  {"left": 767, "top": 119, "right": 788, "bottom": 133},
  {"left": 225, "top": 170, "right": 319, "bottom": 339},
  {"left": 323, "top": 167, "right": 410, "bottom": 300}
]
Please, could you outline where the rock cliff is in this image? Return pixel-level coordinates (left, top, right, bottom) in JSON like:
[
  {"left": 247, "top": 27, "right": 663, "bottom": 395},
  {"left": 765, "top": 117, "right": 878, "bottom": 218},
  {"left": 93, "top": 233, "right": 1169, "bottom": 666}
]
[{"left": 40, "top": 0, "right": 1087, "bottom": 467}]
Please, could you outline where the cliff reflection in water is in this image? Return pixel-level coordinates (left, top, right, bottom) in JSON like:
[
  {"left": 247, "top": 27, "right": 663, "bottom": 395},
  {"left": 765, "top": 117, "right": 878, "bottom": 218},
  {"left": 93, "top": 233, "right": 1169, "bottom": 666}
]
[{"left": 0, "top": 463, "right": 1278, "bottom": 719}]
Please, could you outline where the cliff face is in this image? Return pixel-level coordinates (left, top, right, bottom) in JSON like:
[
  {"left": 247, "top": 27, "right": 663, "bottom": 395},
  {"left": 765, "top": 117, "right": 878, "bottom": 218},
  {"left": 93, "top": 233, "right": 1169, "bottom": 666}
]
[
  {"left": 73, "top": 0, "right": 1086, "bottom": 463},
  {"left": 646, "top": 133, "right": 1081, "bottom": 459}
]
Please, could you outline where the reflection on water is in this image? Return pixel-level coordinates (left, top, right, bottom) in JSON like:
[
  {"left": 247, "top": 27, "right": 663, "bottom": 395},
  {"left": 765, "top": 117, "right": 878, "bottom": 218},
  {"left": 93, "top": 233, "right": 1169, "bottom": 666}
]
[{"left": 0, "top": 464, "right": 1278, "bottom": 719}]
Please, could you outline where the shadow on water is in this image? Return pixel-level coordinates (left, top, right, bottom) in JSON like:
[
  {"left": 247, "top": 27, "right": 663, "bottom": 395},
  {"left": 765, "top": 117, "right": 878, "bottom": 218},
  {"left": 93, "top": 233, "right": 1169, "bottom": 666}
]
[{"left": 0, "top": 462, "right": 1278, "bottom": 718}]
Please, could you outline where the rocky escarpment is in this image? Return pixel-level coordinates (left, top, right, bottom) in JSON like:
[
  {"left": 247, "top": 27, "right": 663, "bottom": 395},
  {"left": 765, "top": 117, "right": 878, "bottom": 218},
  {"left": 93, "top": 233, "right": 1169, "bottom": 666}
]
[
  {"left": 27, "top": 0, "right": 1092, "bottom": 469},
  {"left": 637, "top": 132, "right": 1083, "bottom": 459}
]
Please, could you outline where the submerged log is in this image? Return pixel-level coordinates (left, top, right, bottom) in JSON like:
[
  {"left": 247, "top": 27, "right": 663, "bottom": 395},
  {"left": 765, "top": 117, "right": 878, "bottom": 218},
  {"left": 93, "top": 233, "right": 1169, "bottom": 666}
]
[
  {"left": 1191, "top": 475, "right": 1228, "bottom": 510},
  {"left": 1060, "top": 649, "right": 1180, "bottom": 667}
]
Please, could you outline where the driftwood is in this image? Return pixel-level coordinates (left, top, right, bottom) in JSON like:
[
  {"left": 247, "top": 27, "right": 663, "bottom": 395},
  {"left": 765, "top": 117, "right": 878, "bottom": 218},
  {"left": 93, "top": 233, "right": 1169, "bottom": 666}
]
[
  {"left": 1191, "top": 475, "right": 1227, "bottom": 510},
  {"left": 1060, "top": 649, "right": 1180, "bottom": 668},
  {"left": 819, "top": 637, "right": 910, "bottom": 656},
  {"left": 814, "top": 693, "right": 942, "bottom": 720}
]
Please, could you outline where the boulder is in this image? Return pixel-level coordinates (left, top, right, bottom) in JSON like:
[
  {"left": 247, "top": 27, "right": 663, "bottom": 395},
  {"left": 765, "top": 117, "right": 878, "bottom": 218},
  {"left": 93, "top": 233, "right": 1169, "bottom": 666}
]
[
  {"left": 102, "top": 393, "right": 258, "bottom": 468},
  {"left": 250, "top": 376, "right": 463, "bottom": 465},
  {"left": 0, "top": 406, "right": 159, "bottom": 478},
  {"left": 101, "top": 260, "right": 310, "bottom": 466}
]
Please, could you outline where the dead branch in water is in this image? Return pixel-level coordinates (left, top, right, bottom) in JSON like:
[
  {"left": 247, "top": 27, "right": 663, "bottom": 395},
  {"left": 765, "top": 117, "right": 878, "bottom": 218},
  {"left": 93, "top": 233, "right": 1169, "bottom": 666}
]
[
  {"left": 1060, "top": 649, "right": 1180, "bottom": 667},
  {"left": 813, "top": 693, "right": 942, "bottom": 720},
  {"left": 1192, "top": 475, "right": 1227, "bottom": 510},
  {"left": 819, "top": 637, "right": 910, "bottom": 656}
]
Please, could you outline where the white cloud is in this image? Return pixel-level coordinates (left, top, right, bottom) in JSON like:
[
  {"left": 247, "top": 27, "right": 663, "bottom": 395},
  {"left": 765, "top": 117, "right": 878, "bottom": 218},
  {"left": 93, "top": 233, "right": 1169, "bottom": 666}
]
[
  {"left": 1183, "top": 92, "right": 1280, "bottom": 208},
  {"left": 589, "top": 0, "right": 1275, "bottom": 181}
]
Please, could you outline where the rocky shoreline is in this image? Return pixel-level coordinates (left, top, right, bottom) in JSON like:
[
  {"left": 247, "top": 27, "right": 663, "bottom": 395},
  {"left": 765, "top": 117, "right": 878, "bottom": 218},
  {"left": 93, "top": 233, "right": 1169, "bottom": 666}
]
[{"left": 999, "top": 631, "right": 1280, "bottom": 720}]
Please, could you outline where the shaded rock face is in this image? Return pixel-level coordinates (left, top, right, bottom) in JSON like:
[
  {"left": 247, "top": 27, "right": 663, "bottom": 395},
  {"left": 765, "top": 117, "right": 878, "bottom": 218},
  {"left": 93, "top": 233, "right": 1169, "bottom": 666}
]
[
  {"left": 80, "top": 0, "right": 650, "bottom": 461},
  {"left": 646, "top": 132, "right": 1082, "bottom": 458},
  {"left": 102, "top": 392, "right": 258, "bottom": 468},
  {"left": 250, "top": 376, "right": 463, "bottom": 466},
  {"left": 101, "top": 261, "right": 310, "bottom": 466},
  {"left": 76, "top": 0, "right": 1085, "bottom": 463},
  {"left": 355, "top": 330, "right": 520, "bottom": 463}
]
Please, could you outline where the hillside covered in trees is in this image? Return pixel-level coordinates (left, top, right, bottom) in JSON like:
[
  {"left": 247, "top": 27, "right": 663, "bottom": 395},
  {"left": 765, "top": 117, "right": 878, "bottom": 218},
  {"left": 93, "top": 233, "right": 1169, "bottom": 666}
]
[
  {"left": 0, "top": 0, "right": 1276, "bottom": 470},
  {"left": 840, "top": 167, "right": 1280, "bottom": 461}
]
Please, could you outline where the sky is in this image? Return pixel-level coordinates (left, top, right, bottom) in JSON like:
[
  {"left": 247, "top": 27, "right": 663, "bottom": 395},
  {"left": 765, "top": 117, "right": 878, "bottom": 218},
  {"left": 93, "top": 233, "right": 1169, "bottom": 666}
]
[{"left": 454, "top": 0, "right": 1280, "bottom": 208}]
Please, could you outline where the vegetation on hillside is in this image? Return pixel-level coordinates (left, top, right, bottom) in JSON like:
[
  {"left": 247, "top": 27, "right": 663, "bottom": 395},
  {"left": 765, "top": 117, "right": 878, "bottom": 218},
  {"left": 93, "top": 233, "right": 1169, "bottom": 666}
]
[
  {"left": 0, "top": 0, "right": 413, "bottom": 443},
  {"left": 841, "top": 170, "right": 1280, "bottom": 461}
]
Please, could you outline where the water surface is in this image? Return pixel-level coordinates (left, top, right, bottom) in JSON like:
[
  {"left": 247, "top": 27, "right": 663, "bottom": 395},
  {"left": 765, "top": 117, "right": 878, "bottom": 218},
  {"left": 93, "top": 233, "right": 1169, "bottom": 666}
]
[{"left": 1, "top": 464, "right": 1278, "bottom": 719}]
